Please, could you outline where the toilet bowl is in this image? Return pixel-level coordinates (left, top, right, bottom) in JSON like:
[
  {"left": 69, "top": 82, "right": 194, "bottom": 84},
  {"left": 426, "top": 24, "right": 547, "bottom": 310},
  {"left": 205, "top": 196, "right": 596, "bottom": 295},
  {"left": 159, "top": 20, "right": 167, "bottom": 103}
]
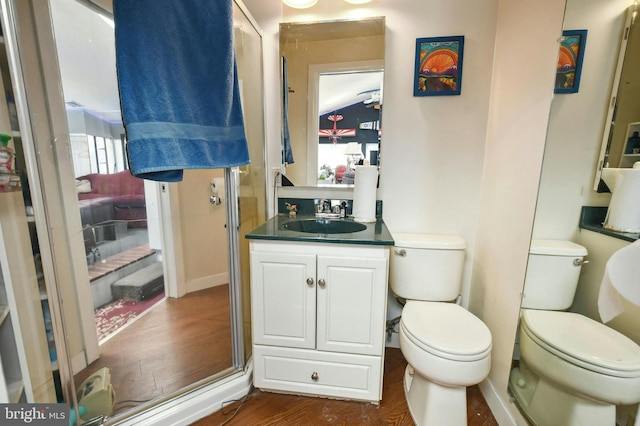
[
  {"left": 511, "top": 310, "right": 640, "bottom": 425},
  {"left": 390, "top": 234, "right": 492, "bottom": 426},
  {"left": 509, "top": 240, "right": 640, "bottom": 426},
  {"left": 400, "top": 301, "right": 492, "bottom": 387}
]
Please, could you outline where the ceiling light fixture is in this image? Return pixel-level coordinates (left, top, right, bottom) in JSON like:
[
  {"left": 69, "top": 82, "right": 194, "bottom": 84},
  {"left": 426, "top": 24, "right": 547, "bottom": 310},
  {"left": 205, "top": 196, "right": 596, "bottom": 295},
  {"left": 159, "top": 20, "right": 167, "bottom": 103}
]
[
  {"left": 282, "top": 0, "right": 373, "bottom": 8},
  {"left": 282, "top": 0, "right": 318, "bottom": 9}
]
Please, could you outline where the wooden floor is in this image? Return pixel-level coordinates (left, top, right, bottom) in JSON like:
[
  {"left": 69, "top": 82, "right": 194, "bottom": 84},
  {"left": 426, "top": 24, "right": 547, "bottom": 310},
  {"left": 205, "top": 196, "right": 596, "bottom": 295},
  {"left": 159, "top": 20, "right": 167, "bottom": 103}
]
[
  {"left": 74, "top": 285, "right": 233, "bottom": 415},
  {"left": 74, "top": 285, "right": 497, "bottom": 425},
  {"left": 191, "top": 347, "right": 498, "bottom": 426}
]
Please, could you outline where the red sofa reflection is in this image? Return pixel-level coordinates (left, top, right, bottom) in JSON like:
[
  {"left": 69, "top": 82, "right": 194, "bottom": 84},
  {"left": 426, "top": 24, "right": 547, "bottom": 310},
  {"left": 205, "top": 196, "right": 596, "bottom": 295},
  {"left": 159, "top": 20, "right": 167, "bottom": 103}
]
[{"left": 76, "top": 170, "right": 147, "bottom": 228}]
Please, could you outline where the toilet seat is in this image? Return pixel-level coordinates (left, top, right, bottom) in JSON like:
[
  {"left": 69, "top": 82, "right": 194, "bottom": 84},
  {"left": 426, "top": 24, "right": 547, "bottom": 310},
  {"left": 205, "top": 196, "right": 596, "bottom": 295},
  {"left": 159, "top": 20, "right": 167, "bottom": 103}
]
[
  {"left": 521, "top": 309, "right": 640, "bottom": 378},
  {"left": 401, "top": 300, "right": 492, "bottom": 362}
]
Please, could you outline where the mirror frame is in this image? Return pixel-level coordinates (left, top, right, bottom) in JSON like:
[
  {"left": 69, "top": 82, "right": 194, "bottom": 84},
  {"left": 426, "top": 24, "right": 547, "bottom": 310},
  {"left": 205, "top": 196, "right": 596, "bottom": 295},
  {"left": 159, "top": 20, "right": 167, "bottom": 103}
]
[
  {"left": 279, "top": 16, "right": 385, "bottom": 187},
  {"left": 593, "top": 5, "right": 637, "bottom": 191}
]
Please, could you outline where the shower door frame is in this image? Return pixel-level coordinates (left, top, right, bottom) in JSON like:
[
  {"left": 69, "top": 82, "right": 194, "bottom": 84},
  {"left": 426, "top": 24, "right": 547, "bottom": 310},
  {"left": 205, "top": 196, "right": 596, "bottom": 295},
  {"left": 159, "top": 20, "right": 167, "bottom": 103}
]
[{"left": 2, "top": 0, "right": 266, "bottom": 423}]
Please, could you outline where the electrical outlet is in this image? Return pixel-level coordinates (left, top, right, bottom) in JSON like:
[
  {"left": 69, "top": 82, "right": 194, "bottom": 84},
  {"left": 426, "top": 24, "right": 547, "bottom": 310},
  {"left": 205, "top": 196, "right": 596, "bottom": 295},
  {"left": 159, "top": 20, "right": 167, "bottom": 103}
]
[{"left": 272, "top": 167, "right": 282, "bottom": 186}]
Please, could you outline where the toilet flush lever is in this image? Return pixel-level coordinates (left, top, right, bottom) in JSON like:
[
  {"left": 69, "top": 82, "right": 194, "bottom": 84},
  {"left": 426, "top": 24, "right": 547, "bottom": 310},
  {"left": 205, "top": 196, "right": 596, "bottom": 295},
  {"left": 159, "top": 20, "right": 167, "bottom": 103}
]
[
  {"left": 394, "top": 248, "right": 407, "bottom": 257},
  {"left": 573, "top": 258, "right": 589, "bottom": 266}
]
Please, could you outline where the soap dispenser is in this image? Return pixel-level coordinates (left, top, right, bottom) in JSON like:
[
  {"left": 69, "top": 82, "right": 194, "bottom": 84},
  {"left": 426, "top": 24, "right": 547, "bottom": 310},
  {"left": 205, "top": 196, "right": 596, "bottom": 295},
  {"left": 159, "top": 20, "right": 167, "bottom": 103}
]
[
  {"left": 0, "top": 133, "right": 14, "bottom": 174},
  {"left": 340, "top": 201, "right": 347, "bottom": 218}
]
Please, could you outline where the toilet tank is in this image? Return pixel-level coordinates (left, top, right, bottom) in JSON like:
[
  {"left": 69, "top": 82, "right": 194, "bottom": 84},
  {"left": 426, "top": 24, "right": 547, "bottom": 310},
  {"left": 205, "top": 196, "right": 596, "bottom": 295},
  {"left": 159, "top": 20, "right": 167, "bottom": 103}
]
[
  {"left": 390, "top": 233, "right": 466, "bottom": 302},
  {"left": 521, "top": 239, "right": 588, "bottom": 310}
]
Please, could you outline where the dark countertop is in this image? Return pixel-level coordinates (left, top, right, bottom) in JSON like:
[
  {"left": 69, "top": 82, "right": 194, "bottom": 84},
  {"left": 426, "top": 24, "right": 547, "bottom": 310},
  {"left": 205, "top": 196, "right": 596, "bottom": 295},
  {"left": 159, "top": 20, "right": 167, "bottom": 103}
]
[
  {"left": 579, "top": 206, "right": 639, "bottom": 242},
  {"left": 245, "top": 214, "right": 395, "bottom": 246}
]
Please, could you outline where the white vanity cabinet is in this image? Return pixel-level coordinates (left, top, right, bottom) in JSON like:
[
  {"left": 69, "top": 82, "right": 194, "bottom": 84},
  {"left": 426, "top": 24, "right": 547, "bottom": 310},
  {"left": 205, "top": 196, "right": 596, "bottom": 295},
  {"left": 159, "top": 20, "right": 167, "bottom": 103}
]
[{"left": 250, "top": 240, "right": 389, "bottom": 403}]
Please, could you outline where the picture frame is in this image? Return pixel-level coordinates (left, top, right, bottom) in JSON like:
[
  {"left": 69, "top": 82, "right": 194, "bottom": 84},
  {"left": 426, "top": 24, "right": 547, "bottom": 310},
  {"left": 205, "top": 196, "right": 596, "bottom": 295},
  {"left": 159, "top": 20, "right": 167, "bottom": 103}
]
[
  {"left": 414, "top": 35, "right": 464, "bottom": 96},
  {"left": 554, "top": 29, "right": 587, "bottom": 94}
]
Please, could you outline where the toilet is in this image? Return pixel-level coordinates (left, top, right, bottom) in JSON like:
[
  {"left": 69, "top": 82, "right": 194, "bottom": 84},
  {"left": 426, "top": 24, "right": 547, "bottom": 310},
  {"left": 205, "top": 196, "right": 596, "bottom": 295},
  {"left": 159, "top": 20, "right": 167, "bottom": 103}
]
[
  {"left": 509, "top": 239, "right": 640, "bottom": 426},
  {"left": 390, "top": 233, "right": 492, "bottom": 426}
]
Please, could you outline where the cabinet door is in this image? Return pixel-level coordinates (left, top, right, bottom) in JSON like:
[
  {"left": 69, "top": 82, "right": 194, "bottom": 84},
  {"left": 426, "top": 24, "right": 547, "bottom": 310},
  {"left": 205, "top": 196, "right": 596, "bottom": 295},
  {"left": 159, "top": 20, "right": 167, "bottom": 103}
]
[
  {"left": 251, "top": 251, "right": 316, "bottom": 349},
  {"left": 316, "top": 255, "right": 387, "bottom": 356}
]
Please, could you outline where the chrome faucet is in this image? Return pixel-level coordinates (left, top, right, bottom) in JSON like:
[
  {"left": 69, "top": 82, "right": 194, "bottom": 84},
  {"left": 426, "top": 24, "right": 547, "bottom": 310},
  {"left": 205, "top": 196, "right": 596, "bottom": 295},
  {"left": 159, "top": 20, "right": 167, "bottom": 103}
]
[{"left": 317, "top": 198, "right": 331, "bottom": 214}]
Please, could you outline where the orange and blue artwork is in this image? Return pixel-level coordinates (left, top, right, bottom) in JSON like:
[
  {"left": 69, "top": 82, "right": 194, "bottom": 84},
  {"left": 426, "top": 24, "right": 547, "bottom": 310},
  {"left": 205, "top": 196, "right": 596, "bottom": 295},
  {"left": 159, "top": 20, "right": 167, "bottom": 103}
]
[
  {"left": 554, "top": 30, "right": 587, "bottom": 94},
  {"left": 414, "top": 36, "right": 464, "bottom": 96}
]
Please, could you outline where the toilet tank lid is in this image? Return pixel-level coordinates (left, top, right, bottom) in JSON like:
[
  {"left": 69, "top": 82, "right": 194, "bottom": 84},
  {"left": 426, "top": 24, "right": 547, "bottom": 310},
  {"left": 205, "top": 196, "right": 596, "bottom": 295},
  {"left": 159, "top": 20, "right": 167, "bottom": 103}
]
[
  {"left": 392, "top": 233, "right": 466, "bottom": 250},
  {"left": 529, "top": 239, "right": 588, "bottom": 256}
]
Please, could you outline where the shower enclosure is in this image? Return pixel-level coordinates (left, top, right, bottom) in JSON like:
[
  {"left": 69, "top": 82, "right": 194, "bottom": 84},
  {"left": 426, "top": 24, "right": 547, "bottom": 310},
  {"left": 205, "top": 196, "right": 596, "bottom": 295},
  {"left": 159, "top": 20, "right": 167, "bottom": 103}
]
[{"left": 0, "top": 0, "right": 265, "bottom": 423}]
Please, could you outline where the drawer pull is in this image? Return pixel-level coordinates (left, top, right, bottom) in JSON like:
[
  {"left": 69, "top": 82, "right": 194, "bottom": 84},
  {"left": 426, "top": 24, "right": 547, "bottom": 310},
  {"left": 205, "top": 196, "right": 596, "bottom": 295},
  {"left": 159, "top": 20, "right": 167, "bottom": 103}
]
[
  {"left": 306, "top": 277, "right": 314, "bottom": 286},
  {"left": 318, "top": 279, "right": 326, "bottom": 288},
  {"left": 311, "top": 372, "right": 318, "bottom": 381}
]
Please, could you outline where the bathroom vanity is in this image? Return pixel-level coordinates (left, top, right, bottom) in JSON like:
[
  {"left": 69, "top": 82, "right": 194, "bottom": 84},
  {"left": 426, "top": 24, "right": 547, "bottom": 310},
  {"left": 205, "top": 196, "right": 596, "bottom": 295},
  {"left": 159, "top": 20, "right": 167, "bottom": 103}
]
[{"left": 246, "top": 214, "right": 394, "bottom": 402}]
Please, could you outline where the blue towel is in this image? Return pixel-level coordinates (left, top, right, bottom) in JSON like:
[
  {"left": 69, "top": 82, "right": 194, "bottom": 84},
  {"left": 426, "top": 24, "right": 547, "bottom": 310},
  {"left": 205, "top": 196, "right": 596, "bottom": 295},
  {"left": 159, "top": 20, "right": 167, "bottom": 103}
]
[
  {"left": 281, "top": 56, "right": 294, "bottom": 164},
  {"left": 114, "top": 0, "right": 250, "bottom": 182}
]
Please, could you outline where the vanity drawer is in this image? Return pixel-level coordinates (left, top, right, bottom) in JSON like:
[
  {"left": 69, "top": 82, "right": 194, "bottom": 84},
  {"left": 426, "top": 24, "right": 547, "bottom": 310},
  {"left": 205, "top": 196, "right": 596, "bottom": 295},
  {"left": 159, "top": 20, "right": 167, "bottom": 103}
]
[{"left": 253, "top": 345, "right": 383, "bottom": 402}]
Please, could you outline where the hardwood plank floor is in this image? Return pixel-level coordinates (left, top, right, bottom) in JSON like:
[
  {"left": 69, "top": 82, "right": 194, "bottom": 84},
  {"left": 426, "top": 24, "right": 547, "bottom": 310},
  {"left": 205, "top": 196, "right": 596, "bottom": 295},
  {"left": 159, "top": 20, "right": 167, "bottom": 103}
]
[
  {"left": 74, "top": 285, "right": 497, "bottom": 425},
  {"left": 190, "top": 347, "right": 498, "bottom": 426},
  {"left": 74, "top": 285, "right": 233, "bottom": 415}
]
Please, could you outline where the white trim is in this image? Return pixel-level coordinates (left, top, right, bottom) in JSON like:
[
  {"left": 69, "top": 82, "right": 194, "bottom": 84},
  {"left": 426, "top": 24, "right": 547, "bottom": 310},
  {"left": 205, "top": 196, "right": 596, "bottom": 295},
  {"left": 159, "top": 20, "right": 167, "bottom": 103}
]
[
  {"left": 278, "top": 184, "right": 356, "bottom": 201},
  {"left": 593, "top": 6, "right": 635, "bottom": 190},
  {"left": 186, "top": 273, "right": 229, "bottom": 294},
  {"left": 158, "top": 183, "right": 185, "bottom": 299},
  {"left": 306, "top": 60, "right": 384, "bottom": 186},
  {"left": 70, "top": 351, "right": 87, "bottom": 376},
  {"left": 118, "top": 360, "right": 253, "bottom": 426},
  {"left": 479, "top": 378, "right": 524, "bottom": 426}
]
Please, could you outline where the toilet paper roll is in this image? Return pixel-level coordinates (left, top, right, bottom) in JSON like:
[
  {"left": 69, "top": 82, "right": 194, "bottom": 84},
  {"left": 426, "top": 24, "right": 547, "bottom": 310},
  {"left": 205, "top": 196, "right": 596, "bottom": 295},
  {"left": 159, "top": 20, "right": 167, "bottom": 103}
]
[
  {"left": 598, "top": 239, "right": 640, "bottom": 323},
  {"left": 602, "top": 166, "right": 640, "bottom": 233},
  {"left": 352, "top": 165, "right": 378, "bottom": 223}
]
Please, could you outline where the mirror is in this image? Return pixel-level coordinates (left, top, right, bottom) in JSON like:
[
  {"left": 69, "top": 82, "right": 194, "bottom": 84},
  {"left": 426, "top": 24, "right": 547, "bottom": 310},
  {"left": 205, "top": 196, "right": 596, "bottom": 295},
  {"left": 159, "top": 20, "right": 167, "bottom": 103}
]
[
  {"left": 594, "top": 3, "right": 639, "bottom": 191},
  {"left": 279, "top": 17, "right": 385, "bottom": 186},
  {"left": 509, "top": 1, "right": 640, "bottom": 424}
]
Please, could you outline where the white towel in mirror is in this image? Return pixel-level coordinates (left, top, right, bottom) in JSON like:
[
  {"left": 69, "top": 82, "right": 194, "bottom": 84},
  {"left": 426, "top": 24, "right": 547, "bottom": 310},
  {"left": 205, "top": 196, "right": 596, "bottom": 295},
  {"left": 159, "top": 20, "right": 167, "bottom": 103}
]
[{"left": 598, "top": 239, "right": 640, "bottom": 323}]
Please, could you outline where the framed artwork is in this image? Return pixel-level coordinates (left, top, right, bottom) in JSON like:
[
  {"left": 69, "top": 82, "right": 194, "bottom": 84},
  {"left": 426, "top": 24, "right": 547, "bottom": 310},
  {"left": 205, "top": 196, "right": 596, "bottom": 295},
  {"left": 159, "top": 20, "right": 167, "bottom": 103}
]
[
  {"left": 414, "top": 35, "right": 464, "bottom": 96},
  {"left": 554, "top": 29, "right": 587, "bottom": 94}
]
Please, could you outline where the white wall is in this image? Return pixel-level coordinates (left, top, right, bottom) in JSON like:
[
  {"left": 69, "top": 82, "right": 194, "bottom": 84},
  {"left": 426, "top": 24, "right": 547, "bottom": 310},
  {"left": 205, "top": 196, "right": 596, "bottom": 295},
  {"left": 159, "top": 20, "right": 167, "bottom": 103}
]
[
  {"left": 243, "top": 0, "right": 568, "bottom": 423},
  {"left": 469, "top": 0, "right": 567, "bottom": 424},
  {"left": 251, "top": 0, "right": 501, "bottom": 315}
]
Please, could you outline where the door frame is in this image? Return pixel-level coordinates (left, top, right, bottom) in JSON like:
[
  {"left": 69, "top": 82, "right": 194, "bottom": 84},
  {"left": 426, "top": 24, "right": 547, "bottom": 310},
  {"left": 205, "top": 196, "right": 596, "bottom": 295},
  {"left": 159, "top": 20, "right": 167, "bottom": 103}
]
[{"left": 1, "top": 1, "right": 100, "bottom": 409}]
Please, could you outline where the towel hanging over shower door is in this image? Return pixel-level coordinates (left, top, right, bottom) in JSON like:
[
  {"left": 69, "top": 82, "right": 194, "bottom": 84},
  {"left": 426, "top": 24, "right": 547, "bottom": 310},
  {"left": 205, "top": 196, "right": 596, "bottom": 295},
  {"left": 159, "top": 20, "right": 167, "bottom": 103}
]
[{"left": 114, "top": 0, "right": 250, "bottom": 182}]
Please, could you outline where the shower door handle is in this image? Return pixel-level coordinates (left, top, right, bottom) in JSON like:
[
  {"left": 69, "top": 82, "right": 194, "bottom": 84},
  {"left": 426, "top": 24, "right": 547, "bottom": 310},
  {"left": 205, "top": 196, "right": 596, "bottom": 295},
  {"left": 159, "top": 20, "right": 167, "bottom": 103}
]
[{"left": 210, "top": 179, "right": 222, "bottom": 205}]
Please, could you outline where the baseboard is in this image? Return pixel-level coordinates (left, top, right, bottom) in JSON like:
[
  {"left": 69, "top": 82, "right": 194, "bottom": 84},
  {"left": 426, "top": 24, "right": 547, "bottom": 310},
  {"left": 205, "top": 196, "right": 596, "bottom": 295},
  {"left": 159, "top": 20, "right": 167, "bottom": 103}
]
[
  {"left": 186, "top": 272, "right": 229, "bottom": 294},
  {"left": 71, "top": 351, "right": 88, "bottom": 375},
  {"left": 120, "top": 359, "right": 254, "bottom": 426},
  {"left": 479, "top": 378, "right": 525, "bottom": 426}
]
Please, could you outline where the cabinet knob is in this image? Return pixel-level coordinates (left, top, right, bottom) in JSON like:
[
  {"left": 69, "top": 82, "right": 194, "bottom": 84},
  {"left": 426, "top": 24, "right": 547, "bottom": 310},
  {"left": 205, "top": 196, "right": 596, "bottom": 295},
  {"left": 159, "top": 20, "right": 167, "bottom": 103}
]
[
  {"left": 306, "top": 277, "right": 314, "bottom": 286},
  {"left": 317, "top": 278, "right": 326, "bottom": 288},
  {"left": 311, "top": 372, "right": 318, "bottom": 381}
]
